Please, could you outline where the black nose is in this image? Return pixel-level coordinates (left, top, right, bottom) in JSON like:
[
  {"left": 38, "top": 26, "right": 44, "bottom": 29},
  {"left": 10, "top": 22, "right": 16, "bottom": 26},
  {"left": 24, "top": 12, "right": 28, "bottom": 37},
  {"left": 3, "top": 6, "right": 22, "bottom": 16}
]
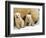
[{"left": 16, "top": 16, "right": 18, "bottom": 18}]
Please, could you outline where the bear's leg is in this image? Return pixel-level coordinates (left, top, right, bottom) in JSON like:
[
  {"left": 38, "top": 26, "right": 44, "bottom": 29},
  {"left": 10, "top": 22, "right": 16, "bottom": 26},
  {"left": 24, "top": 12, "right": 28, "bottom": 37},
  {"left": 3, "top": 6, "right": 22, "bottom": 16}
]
[
  {"left": 16, "top": 23, "right": 20, "bottom": 29},
  {"left": 21, "top": 21, "right": 24, "bottom": 28}
]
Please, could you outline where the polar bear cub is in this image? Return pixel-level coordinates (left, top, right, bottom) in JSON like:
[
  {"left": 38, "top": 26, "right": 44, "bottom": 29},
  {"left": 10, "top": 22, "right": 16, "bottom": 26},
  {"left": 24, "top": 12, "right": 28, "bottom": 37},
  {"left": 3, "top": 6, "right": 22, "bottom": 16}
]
[
  {"left": 25, "top": 14, "right": 34, "bottom": 26},
  {"left": 14, "top": 13, "right": 24, "bottom": 29}
]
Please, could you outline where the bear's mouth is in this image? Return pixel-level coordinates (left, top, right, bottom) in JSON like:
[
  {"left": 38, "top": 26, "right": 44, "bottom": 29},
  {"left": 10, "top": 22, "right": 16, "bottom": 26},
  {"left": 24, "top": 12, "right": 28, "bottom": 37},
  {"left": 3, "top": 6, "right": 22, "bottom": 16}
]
[{"left": 16, "top": 16, "right": 19, "bottom": 18}]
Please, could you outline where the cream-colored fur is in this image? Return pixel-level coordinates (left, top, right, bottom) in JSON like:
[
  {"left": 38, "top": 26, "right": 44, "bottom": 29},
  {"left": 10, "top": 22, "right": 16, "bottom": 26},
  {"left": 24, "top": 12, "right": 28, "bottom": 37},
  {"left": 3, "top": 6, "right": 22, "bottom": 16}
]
[
  {"left": 25, "top": 14, "right": 34, "bottom": 26},
  {"left": 14, "top": 13, "right": 24, "bottom": 29},
  {"left": 30, "top": 9, "right": 39, "bottom": 23}
]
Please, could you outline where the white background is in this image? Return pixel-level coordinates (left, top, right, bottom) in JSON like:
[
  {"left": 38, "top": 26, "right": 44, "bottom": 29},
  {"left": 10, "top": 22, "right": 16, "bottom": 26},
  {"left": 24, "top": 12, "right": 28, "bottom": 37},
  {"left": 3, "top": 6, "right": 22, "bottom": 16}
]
[{"left": 0, "top": 0, "right": 46, "bottom": 38}]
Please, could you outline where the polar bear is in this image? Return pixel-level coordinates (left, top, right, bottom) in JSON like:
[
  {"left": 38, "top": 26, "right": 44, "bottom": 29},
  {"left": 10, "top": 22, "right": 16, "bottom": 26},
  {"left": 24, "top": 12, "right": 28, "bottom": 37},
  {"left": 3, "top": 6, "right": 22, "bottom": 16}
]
[
  {"left": 25, "top": 14, "right": 34, "bottom": 26},
  {"left": 14, "top": 13, "right": 24, "bottom": 29}
]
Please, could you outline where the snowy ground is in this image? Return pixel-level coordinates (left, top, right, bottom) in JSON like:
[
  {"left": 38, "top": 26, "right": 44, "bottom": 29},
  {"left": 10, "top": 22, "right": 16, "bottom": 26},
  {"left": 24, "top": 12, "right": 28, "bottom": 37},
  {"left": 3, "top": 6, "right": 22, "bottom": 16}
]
[{"left": 10, "top": 20, "right": 42, "bottom": 34}]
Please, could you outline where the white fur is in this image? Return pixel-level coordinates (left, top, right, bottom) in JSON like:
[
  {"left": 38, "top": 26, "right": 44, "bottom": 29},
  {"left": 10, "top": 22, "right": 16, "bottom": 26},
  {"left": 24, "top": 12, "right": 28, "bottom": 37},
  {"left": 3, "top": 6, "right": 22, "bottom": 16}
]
[
  {"left": 14, "top": 13, "right": 24, "bottom": 29},
  {"left": 25, "top": 14, "right": 34, "bottom": 26}
]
